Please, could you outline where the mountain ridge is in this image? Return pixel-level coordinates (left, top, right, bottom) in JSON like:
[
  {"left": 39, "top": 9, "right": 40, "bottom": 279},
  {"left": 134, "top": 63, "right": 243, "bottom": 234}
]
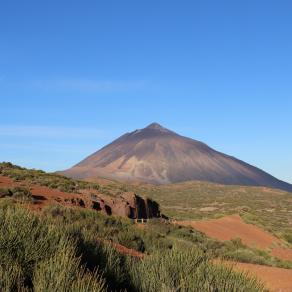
[{"left": 61, "top": 123, "right": 292, "bottom": 192}]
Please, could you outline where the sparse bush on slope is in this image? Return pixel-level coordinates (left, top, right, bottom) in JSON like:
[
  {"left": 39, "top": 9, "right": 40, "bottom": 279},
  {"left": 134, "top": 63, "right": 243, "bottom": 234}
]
[
  {"left": 0, "top": 187, "right": 12, "bottom": 198},
  {"left": 0, "top": 162, "right": 107, "bottom": 194},
  {"left": 10, "top": 186, "right": 33, "bottom": 201},
  {"left": 0, "top": 186, "right": 34, "bottom": 205}
]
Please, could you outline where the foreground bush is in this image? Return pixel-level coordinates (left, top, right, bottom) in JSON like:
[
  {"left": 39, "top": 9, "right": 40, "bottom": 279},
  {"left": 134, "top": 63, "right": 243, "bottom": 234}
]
[
  {"left": 0, "top": 205, "right": 265, "bottom": 291},
  {"left": 0, "top": 206, "right": 106, "bottom": 291},
  {"left": 128, "top": 247, "right": 264, "bottom": 292},
  {"left": 33, "top": 245, "right": 105, "bottom": 292}
]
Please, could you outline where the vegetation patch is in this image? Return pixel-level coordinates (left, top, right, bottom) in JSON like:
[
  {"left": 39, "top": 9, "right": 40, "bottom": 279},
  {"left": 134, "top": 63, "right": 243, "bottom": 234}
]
[
  {"left": 0, "top": 186, "right": 33, "bottom": 202},
  {"left": 0, "top": 204, "right": 265, "bottom": 291}
]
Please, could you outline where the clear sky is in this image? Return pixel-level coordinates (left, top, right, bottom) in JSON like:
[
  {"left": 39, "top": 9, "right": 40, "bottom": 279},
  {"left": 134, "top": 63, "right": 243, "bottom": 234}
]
[{"left": 0, "top": 0, "right": 292, "bottom": 183}]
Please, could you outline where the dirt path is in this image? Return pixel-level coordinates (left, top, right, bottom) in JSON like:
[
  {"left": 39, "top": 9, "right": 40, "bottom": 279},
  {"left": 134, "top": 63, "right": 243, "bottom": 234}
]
[{"left": 179, "top": 214, "right": 282, "bottom": 249}]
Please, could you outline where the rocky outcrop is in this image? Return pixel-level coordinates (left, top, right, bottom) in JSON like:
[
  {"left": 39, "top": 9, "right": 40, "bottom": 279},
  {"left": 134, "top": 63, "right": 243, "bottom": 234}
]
[
  {"left": 0, "top": 173, "right": 161, "bottom": 219},
  {"left": 88, "top": 192, "right": 160, "bottom": 219}
]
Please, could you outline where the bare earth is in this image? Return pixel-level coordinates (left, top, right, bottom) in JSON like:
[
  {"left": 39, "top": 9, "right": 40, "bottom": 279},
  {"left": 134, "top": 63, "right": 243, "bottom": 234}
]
[
  {"left": 272, "top": 247, "right": 292, "bottom": 262},
  {"left": 110, "top": 242, "right": 145, "bottom": 259},
  {"left": 180, "top": 215, "right": 292, "bottom": 291},
  {"left": 227, "top": 261, "right": 292, "bottom": 292},
  {"left": 179, "top": 214, "right": 282, "bottom": 249}
]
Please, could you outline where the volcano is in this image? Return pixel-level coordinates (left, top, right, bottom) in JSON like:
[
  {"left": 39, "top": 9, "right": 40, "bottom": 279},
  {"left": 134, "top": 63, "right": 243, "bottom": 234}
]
[{"left": 62, "top": 123, "right": 292, "bottom": 192}]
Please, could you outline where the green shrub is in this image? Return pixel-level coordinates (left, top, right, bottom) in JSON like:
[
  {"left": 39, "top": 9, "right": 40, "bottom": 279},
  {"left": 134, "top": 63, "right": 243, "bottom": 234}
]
[
  {"left": 0, "top": 207, "right": 67, "bottom": 281},
  {"left": 0, "top": 202, "right": 268, "bottom": 291},
  {"left": 0, "top": 206, "right": 107, "bottom": 291},
  {"left": 33, "top": 245, "right": 106, "bottom": 292},
  {"left": 223, "top": 249, "right": 270, "bottom": 266},
  {"left": 11, "top": 187, "right": 32, "bottom": 201},
  {"left": 284, "top": 232, "right": 292, "bottom": 244},
  {"left": 0, "top": 187, "right": 12, "bottom": 198},
  {"left": 0, "top": 186, "right": 33, "bottom": 202},
  {"left": 0, "top": 263, "right": 27, "bottom": 292},
  {"left": 116, "top": 229, "right": 145, "bottom": 252},
  {"left": 128, "top": 247, "right": 264, "bottom": 292}
]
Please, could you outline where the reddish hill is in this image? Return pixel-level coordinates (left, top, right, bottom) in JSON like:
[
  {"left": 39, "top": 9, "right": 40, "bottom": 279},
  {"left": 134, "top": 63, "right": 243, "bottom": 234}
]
[{"left": 61, "top": 123, "right": 292, "bottom": 192}]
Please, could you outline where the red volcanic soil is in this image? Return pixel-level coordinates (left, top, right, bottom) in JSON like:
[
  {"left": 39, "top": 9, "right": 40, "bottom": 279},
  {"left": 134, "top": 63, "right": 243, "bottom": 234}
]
[
  {"left": 111, "top": 242, "right": 144, "bottom": 259},
  {"left": 272, "top": 247, "right": 292, "bottom": 262},
  {"left": 179, "top": 214, "right": 282, "bottom": 249},
  {"left": 181, "top": 214, "right": 292, "bottom": 290},
  {"left": 225, "top": 261, "right": 292, "bottom": 292},
  {"left": 0, "top": 175, "right": 90, "bottom": 210}
]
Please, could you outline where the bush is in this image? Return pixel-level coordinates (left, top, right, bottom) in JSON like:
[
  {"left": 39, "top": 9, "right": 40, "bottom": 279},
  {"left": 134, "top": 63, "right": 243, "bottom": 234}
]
[
  {"left": 0, "top": 263, "right": 26, "bottom": 292},
  {"left": 128, "top": 247, "right": 264, "bottom": 292},
  {"left": 284, "top": 232, "right": 292, "bottom": 244},
  {"left": 0, "top": 187, "right": 33, "bottom": 202},
  {"left": 223, "top": 249, "right": 269, "bottom": 266},
  {"left": 33, "top": 245, "right": 106, "bottom": 292},
  {"left": 116, "top": 229, "right": 145, "bottom": 252},
  {"left": 0, "top": 188, "right": 12, "bottom": 198},
  {"left": 0, "top": 204, "right": 268, "bottom": 291},
  {"left": 11, "top": 187, "right": 32, "bottom": 201},
  {"left": 0, "top": 206, "right": 107, "bottom": 291}
]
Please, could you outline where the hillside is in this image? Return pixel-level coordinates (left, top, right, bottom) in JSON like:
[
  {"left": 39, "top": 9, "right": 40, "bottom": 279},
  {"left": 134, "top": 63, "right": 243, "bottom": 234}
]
[
  {"left": 129, "top": 180, "right": 292, "bottom": 242},
  {"left": 0, "top": 162, "right": 160, "bottom": 219},
  {"left": 1, "top": 163, "right": 292, "bottom": 290},
  {"left": 0, "top": 162, "right": 273, "bottom": 291},
  {"left": 62, "top": 123, "right": 292, "bottom": 192}
]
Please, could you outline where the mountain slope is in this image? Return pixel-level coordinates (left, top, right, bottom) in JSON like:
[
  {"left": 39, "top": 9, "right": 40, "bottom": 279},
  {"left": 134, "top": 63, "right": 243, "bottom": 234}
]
[{"left": 62, "top": 123, "right": 292, "bottom": 192}]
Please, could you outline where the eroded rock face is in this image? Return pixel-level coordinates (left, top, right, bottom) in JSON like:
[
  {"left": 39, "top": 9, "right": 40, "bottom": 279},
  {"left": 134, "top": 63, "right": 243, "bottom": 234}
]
[
  {"left": 88, "top": 192, "right": 160, "bottom": 219},
  {"left": 0, "top": 173, "right": 160, "bottom": 219},
  {"left": 65, "top": 198, "right": 86, "bottom": 207}
]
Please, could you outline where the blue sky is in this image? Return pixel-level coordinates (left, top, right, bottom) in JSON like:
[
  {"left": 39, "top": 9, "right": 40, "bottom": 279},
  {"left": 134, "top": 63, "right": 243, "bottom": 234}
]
[{"left": 0, "top": 0, "right": 292, "bottom": 183}]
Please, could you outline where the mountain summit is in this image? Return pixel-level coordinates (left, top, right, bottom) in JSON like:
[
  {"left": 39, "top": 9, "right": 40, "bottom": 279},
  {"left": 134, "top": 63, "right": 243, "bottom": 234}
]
[
  {"left": 62, "top": 123, "right": 292, "bottom": 191},
  {"left": 145, "top": 122, "right": 172, "bottom": 131}
]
